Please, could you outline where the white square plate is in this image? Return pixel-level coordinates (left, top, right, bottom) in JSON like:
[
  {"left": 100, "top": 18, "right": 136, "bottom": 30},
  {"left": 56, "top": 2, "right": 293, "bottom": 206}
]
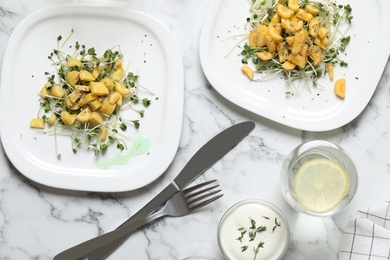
[
  {"left": 200, "top": 0, "right": 390, "bottom": 131},
  {"left": 0, "top": 5, "right": 184, "bottom": 192}
]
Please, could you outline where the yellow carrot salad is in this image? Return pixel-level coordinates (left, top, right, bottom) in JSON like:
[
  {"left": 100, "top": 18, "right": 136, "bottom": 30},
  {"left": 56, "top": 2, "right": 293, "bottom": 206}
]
[
  {"left": 30, "top": 30, "right": 153, "bottom": 157},
  {"left": 240, "top": 0, "right": 352, "bottom": 94}
]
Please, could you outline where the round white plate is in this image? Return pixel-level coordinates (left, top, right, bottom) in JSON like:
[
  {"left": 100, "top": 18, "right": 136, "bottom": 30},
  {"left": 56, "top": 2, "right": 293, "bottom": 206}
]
[
  {"left": 200, "top": 0, "right": 390, "bottom": 131},
  {"left": 0, "top": 5, "right": 184, "bottom": 192}
]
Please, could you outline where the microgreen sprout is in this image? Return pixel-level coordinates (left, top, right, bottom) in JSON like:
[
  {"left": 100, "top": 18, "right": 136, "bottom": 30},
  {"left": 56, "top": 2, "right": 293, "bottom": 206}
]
[
  {"left": 237, "top": 0, "right": 353, "bottom": 95},
  {"left": 34, "top": 29, "right": 155, "bottom": 157}
]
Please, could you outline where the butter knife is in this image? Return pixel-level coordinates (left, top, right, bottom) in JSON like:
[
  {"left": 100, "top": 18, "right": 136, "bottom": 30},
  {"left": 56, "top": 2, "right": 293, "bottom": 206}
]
[{"left": 84, "top": 121, "right": 255, "bottom": 259}]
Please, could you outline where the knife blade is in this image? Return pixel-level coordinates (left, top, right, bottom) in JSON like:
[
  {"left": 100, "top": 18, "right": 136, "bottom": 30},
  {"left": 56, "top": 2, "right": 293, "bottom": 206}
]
[{"left": 87, "top": 121, "right": 255, "bottom": 259}]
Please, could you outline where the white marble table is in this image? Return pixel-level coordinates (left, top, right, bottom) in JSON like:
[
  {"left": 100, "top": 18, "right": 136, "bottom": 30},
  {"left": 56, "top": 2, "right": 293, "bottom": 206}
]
[{"left": 0, "top": 0, "right": 389, "bottom": 259}]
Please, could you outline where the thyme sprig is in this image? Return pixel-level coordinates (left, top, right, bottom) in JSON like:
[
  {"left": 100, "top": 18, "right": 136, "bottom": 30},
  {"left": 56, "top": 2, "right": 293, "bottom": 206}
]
[
  {"left": 236, "top": 217, "right": 267, "bottom": 259},
  {"left": 236, "top": 216, "right": 282, "bottom": 260},
  {"left": 272, "top": 217, "right": 281, "bottom": 232}
]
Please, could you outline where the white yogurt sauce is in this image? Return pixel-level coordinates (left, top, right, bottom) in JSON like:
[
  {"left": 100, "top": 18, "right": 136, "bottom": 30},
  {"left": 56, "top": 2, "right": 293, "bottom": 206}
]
[{"left": 218, "top": 200, "right": 289, "bottom": 260}]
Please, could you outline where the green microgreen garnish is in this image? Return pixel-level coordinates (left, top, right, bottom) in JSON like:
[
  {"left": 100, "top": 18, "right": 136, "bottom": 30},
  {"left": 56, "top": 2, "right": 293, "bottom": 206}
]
[
  {"left": 234, "top": 0, "right": 353, "bottom": 95},
  {"left": 34, "top": 29, "right": 155, "bottom": 157}
]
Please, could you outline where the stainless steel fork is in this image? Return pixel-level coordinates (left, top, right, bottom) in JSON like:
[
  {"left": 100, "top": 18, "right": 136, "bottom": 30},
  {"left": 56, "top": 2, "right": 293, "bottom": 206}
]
[{"left": 53, "top": 180, "right": 223, "bottom": 260}]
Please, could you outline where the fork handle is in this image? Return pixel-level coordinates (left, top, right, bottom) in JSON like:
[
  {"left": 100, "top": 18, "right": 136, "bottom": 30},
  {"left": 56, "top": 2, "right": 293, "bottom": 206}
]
[{"left": 53, "top": 212, "right": 163, "bottom": 260}]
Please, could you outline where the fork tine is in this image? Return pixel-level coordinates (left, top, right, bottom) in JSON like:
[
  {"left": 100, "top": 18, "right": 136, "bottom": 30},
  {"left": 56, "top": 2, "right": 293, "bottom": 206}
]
[
  {"left": 186, "top": 187, "right": 221, "bottom": 203},
  {"left": 183, "top": 180, "right": 217, "bottom": 193},
  {"left": 182, "top": 179, "right": 223, "bottom": 210},
  {"left": 184, "top": 183, "right": 220, "bottom": 200},
  {"left": 188, "top": 193, "right": 223, "bottom": 210}
]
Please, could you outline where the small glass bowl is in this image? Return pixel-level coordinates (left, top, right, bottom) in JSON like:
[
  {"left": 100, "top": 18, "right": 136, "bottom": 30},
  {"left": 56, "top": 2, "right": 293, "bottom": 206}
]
[{"left": 217, "top": 199, "right": 290, "bottom": 260}]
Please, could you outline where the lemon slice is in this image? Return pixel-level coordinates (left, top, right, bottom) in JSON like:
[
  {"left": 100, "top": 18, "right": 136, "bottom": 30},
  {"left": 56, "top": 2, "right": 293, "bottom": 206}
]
[{"left": 293, "top": 158, "right": 350, "bottom": 214}]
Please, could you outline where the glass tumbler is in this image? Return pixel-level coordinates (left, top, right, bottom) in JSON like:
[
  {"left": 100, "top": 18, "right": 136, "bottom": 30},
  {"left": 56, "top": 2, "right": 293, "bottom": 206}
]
[{"left": 280, "top": 140, "right": 358, "bottom": 216}]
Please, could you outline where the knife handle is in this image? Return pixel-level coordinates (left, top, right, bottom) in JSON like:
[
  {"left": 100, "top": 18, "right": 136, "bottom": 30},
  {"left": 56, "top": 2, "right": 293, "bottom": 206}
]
[
  {"left": 87, "top": 235, "right": 127, "bottom": 259},
  {"left": 54, "top": 215, "right": 162, "bottom": 260},
  {"left": 88, "top": 183, "right": 179, "bottom": 259}
]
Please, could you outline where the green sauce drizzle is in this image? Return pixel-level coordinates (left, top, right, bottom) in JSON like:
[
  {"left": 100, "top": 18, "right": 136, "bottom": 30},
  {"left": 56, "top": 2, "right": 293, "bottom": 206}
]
[{"left": 96, "top": 135, "right": 151, "bottom": 170}]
